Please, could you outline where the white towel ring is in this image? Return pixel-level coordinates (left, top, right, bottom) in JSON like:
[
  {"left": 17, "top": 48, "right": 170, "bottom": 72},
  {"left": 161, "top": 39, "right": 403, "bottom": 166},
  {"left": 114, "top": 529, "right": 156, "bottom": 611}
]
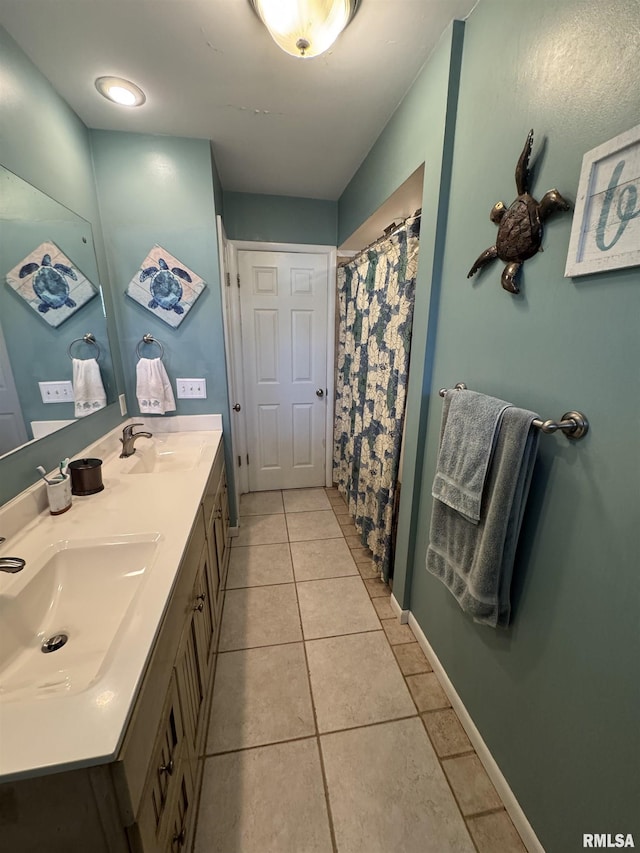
[
  {"left": 67, "top": 333, "right": 101, "bottom": 361},
  {"left": 136, "top": 333, "right": 165, "bottom": 359}
]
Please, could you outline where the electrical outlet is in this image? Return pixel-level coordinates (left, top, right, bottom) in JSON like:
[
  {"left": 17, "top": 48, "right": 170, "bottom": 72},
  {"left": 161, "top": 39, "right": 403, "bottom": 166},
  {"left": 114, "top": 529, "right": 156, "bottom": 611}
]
[
  {"left": 39, "top": 381, "right": 74, "bottom": 404},
  {"left": 176, "top": 378, "right": 207, "bottom": 399}
]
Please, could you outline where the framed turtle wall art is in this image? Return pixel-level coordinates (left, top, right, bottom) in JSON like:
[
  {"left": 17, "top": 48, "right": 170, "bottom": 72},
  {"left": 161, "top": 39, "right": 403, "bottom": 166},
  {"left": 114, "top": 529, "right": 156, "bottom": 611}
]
[
  {"left": 5, "top": 240, "right": 99, "bottom": 328},
  {"left": 126, "top": 245, "right": 206, "bottom": 328}
]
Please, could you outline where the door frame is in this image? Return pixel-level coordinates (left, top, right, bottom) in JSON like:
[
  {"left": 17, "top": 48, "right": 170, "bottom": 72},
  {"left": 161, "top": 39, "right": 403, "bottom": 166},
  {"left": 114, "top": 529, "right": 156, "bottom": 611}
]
[{"left": 221, "top": 238, "right": 337, "bottom": 491}]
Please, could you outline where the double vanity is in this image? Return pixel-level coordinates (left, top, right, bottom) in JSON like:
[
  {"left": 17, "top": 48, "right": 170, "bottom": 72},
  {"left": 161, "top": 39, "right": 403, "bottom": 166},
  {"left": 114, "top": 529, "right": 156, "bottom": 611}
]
[{"left": 0, "top": 420, "right": 230, "bottom": 852}]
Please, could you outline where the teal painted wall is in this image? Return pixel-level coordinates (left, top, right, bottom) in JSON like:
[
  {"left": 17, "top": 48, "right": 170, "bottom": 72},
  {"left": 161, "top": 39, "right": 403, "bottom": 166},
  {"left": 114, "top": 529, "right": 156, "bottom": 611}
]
[
  {"left": 223, "top": 191, "right": 337, "bottom": 245},
  {"left": 90, "top": 130, "right": 236, "bottom": 521},
  {"left": 0, "top": 26, "right": 124, "bottom": 505},
  {"left": 341, "top": 2, "right": 639, "bottom": 850}
]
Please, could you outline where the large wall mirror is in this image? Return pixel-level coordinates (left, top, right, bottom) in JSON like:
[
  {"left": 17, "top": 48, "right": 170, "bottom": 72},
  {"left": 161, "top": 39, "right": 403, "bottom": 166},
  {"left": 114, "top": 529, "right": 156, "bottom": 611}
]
[{"left": 0, "top": 165, "right": 116, "bottom": 458}]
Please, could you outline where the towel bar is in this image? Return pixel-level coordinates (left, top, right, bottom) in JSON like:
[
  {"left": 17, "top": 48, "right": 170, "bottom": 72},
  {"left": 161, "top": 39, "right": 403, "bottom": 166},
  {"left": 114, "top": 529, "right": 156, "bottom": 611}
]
[
  {"left": 136, "top": 333, "right": 165, "bottom": 359},
  {"left": 438, "top": 383, "right": 589, "bottom": 440},
  {"left": 67, "top": 333, "right": 102, "bottom": 361}
]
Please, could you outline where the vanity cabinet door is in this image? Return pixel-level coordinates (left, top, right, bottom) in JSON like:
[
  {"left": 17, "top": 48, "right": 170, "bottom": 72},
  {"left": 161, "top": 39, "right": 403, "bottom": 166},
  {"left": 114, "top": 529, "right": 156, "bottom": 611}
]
[
  {"left": 165, "top": 765, "right": 195, "bottom": 853},
  {"left": 175, "top": 543, "right": 215, "bottom": 765},
  {"left": 133, "top": 673, "right": 186, "bottom": 852},
  {"left": 219, "top": 469, "right": 230, "bottom": 587}
]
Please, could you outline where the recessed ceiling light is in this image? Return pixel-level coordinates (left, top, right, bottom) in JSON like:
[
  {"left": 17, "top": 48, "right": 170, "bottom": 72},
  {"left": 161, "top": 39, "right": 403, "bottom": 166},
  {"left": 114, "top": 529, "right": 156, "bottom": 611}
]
[{"left": 95, "top": 76, "right": 146, "bottom": 107}]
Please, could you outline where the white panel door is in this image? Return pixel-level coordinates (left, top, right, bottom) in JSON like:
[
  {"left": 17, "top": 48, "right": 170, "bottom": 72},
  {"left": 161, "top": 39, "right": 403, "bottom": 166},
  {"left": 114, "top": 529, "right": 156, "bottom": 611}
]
[{"left": 238, "top": 250, "right": 329, "bottom": 491}]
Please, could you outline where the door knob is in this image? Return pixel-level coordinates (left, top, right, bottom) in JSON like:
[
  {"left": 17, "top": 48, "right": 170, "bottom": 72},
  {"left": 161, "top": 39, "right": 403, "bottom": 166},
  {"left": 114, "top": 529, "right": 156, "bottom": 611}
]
[
  {"left": 233, "top": 403, "right": 241, "bottom": 412},
  {"left": 316, "top": 389, "right": 324, "bottom": 398}
]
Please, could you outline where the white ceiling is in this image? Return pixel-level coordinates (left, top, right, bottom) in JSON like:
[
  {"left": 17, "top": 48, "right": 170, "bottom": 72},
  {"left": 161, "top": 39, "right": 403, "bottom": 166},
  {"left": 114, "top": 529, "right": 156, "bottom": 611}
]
[{"left": 0, "top": 0, "right": 477, "bottom": 201}]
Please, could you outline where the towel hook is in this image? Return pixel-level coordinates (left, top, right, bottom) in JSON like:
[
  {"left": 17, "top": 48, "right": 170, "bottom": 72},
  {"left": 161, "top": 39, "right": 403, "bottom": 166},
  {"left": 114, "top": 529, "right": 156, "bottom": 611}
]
[
  {"left": 67, "top": 333, "right": 102, "bottom": 361},
  {"left": 136, "top": 333, "right": 165, "bottom": 359},
  {"left": 439, "top": 383, "right": 589, "bottom": 440}
]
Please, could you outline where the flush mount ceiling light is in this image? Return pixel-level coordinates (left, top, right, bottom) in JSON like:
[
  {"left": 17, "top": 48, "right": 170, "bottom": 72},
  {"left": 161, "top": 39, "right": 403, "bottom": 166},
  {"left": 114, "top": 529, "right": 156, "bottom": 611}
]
[
  {"left": 249, "top": 0, "right": 360, "bottom": 59},
  {"left": 95, "top": 76, "right": 146, "bottom": 107}
]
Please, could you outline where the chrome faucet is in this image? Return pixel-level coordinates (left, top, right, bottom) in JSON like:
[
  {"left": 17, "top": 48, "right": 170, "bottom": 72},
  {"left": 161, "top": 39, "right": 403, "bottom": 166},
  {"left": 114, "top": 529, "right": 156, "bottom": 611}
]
[{"left": 119, "top": 423, "right": 153, "bottom": 458}]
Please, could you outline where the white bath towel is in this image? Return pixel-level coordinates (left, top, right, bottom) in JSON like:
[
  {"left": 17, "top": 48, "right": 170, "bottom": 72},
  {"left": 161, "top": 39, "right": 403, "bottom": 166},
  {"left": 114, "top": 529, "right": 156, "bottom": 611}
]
[
  {"left": 136, "top": 357, "right": 176, "bottom": 415},
  {"left": 72, "top": 357, "right": 106, "bottom": 418}
]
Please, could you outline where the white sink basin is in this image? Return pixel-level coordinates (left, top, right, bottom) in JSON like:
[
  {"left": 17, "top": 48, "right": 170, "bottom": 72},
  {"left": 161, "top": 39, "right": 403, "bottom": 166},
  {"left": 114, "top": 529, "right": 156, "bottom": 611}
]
[
  {"left": 0, "top": 534, "right": 160, "bottom": 703},
  {"left": 120, "top": 436, "right": 205, "bottom": 474}
]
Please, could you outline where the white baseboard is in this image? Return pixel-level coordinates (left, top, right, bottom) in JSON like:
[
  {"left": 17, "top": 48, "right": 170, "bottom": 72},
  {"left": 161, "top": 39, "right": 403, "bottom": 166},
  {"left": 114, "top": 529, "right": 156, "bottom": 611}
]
[
  {"left": 407, "top": 612, "right": 545, "bottom": 853},
  {"left": 390, "top": 593, "right": 409, "bottom": 624}
]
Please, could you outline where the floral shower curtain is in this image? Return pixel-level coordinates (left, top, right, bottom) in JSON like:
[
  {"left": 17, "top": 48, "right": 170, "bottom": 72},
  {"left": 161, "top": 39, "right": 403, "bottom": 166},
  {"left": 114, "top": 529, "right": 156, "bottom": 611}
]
[{"left": 333, "top": 215, "right": 420, "bottom": 582}]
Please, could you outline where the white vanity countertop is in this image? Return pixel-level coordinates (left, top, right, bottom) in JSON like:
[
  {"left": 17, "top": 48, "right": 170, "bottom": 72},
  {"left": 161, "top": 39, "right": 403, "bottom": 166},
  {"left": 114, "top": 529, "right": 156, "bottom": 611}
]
[{"left": 0, "top": 419, "right": 223, "bottom": 782}]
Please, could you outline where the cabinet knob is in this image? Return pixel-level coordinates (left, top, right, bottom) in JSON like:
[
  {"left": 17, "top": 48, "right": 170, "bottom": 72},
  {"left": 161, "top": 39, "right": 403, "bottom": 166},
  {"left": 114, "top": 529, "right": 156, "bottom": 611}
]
[
  {"left": 233, "top": 403, "right": 241, "bottom": 412},
  {"left": 194, "top": 601, "right": 204, "bottom": 612},
  {"left": 159, "top": 759, "right": 174, "bottom": 776}
]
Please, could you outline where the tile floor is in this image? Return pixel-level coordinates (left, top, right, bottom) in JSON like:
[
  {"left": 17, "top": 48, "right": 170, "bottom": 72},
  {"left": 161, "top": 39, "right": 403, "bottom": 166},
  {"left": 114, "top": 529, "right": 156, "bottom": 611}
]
[{"left": 194, "top": 487, "right": 527, "bottom": 853}]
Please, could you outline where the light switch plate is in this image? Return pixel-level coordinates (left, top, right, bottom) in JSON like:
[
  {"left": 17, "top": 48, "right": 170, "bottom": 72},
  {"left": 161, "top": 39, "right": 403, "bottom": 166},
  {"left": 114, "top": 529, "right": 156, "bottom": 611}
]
[
  {"left": 39, "top": 381, "right": 74, "bottom": 403},
  {"left": 176, "top": 378, "right": 207, "bottom": 399}
]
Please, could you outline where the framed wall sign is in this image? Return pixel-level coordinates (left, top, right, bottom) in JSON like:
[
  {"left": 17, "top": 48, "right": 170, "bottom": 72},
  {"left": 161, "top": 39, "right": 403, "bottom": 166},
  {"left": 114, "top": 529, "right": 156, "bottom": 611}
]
[{"left": 565, "top": 123, "right": 640, "bottom": 277}]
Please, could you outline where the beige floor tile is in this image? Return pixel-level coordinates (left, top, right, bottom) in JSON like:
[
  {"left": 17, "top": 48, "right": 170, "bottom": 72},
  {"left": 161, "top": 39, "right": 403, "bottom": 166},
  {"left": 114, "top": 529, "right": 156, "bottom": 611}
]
[
  {"left": 206, "top": 644, "right": 314, "bottom": 752},
  {"left": 306, "top": 631, "right": 416, "bottom": 732},
  {"left": 357, "top": 561, "right": 380, "bottom": 579},
  {"left": 372, "top": 596, "right": 395, "bottom": 620},
  {"left": 364, "top": 577, "right": 391, "bottom": 598},
  {"left": 286, "top": 510, "right": 343, "bottom": 542},
  {"left": 218, "top": 584, "right": 302, "bottom": 651},
  {"left": 328, "top": 494, "right": 346, "bottom": 507},
  {"left": 442, "top": 754, "right": 502, "bottom": 816},
  {"left": 321, "top": 718, "right": 475, "bottom": 853},
  {"left": 239, "top": 490, "right": 284, "bottom": 516},
  {"left": 232, "top": 513, "right": 288, "bottom": 547},
  {"left": 290, "top": 537, "right": 357, "bottom": 581},
  {"left": 297, "top": 576, "right": 380, "bottom": 639},
  {"left": 226, "top": 543, "right": 293, "bottom": 588},
  {"left": 381, "top": 618, "right": 415, "bottom": 645},
  {"left": 344, "top": 533, "right": 362, "bottom": 548},
  {"left": 422, "top": 709, "right": 472, "bottom": 757},
  {"left": 324, "top": 486, "right": 339, "bottom": 495},
  {"left": 339, "top": 518, "right": 358, "bottom": 536},
  {"left": 393, "top": 642, "right": 433, "bottom": 675},
  {"left": 467, "top": 810, "right": 527, "bottom": 853},
  {"left": 333, "top": 503, "right": 351, "bottom": 516},
  {"left": 283, "top": 488, "right": 331, "bottom": 512},
  {"left": 195, "top": 739, "right": 333, "bottom": 853},
  {"left": 406, "top": 672, "right": 451, "bottom": 712},
  {"left": 350, "top": 546, "right": 373, "bottom": 561}
]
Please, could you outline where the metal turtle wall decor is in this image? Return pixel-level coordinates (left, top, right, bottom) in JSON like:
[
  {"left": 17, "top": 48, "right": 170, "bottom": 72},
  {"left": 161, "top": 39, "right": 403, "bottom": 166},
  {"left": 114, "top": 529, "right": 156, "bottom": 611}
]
[{"left": 467, "top": 129, "right": 570, "bottom": 294}]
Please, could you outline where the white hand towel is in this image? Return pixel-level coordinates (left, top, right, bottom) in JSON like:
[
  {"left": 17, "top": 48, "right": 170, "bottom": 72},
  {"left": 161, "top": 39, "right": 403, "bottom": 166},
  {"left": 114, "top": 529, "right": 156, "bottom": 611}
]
[
  {"left": 72, "top": 357, "right": 107, "bottom": 418},
  {"left": 136, "top": 357, "right": 176, "bottom": 415}
]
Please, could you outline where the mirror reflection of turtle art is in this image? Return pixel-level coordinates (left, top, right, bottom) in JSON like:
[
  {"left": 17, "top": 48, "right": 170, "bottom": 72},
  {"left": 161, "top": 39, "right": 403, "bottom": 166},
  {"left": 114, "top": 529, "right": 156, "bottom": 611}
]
[
  {"left": 126, "top": 245, "right": 206, "bottom": 328},
  {"left": 5, "top": 240, "right": 98, "bottom": 328},
  {"left": 467, "top": 130, "right": 570, "bottom": 294}
]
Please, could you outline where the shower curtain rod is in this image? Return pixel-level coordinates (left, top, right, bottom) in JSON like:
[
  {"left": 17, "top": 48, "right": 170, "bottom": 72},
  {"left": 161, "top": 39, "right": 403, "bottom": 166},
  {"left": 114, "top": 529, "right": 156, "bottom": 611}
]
[{"left": 338, "top": 208, "right": 422, "bottom": 267}]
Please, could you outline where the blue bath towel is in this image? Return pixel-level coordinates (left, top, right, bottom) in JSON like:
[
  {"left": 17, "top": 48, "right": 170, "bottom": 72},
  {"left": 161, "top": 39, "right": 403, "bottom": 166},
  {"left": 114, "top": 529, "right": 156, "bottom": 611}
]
[
  {"left": 432, "top": 389, "right": 510, "bottom": 523},
  {"left": 426, "top": 404, "right": 539, "bottom": 628}
]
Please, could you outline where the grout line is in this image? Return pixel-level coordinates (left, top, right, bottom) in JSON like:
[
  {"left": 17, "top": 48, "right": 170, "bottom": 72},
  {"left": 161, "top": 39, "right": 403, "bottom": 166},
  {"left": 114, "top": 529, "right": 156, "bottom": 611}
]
[
  {"left": 291, "top": 541, "right": 340, "bottom": 853},
  {"left": 203, "top": 712, "right": 424, "bottom": 760},
  {"left": 202, "top": 732, "right": 318, "bottom": 759},
  {"left": 464, "top": 804, "right": 507, "bottom": 821}
]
